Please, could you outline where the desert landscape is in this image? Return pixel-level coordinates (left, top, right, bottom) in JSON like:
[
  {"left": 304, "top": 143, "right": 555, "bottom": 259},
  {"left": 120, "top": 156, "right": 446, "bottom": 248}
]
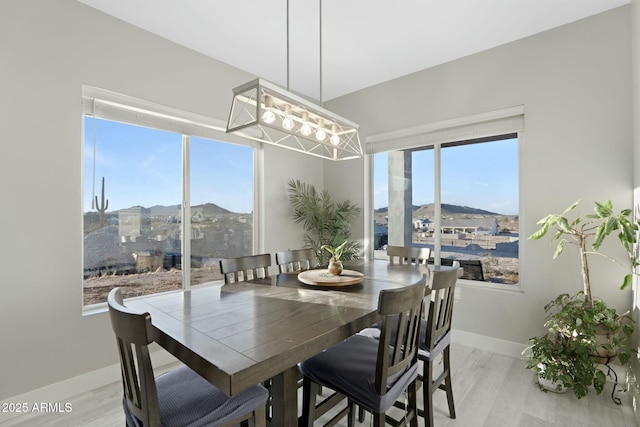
[{"left": 83, "top": 202, "right": 519, "bottom": 306}]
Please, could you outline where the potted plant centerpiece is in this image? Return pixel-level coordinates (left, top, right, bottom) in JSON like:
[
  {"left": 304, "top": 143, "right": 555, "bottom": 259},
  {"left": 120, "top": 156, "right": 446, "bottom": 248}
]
[
  {"left": 525, "top": 200, "right": 636, "bottom": 399},
  {"left": 321, "top": 241, "right": 347, "bottom": 275}
]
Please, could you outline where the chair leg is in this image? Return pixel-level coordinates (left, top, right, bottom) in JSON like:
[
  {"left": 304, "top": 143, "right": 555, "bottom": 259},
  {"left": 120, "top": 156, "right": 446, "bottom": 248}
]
[
  {"left": 358, "top": 405, "right": 366, "bottom": 422},
  {"left": 372, "top": 412, "right": 385, "bottom": 427},
  {"left": 301, "top": 377, "right": 319, "bottom": 427},
  {"left": 443, "top": 346, "right": 456, "bottom": 419},
  {"left": 408, "top": 380, "right": 419, "bottom": 427},
  {"left": 423, "top": 359, "right": 435, "bottom": 427},
  {"left": 347, "top": 399, "right": 356, "bottom": 427}
]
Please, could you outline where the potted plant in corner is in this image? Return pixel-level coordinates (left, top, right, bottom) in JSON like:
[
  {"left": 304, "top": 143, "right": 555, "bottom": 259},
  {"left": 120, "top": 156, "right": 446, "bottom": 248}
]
[
  {"left": 524, "top": 200, "right": 636, "bottom": 399},
  {"left": 287, "top": 179, "right": 362, "bottom": 266}
]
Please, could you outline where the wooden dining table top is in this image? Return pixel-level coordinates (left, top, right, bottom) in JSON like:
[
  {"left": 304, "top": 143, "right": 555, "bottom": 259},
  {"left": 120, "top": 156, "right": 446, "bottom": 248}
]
[{"left": 126, "top": 259, "right": 430, "bottom": 426}]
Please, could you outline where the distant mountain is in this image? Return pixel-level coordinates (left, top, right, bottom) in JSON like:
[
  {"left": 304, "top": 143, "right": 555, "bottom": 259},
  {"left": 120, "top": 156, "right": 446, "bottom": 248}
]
[
  {"left": 113, "top": 202, "right": 234, "bottom": 215},
  {"left": 375, "top": 203, "right": 500, "bottom": 217},
  {"left": 191, "top": 203, "right": 232, "bottom": 215},
  {"left": 424, "top": 203, "right": 499, "bottom": 216},
  {"left": 148, "top": 204, "right": 180, "bottom": 216}
]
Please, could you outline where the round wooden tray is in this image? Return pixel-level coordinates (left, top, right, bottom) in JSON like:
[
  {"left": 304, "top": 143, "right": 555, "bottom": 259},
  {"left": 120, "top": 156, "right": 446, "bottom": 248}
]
[{"left": 297, "top": 269, "right": 365, "bottom": 287}]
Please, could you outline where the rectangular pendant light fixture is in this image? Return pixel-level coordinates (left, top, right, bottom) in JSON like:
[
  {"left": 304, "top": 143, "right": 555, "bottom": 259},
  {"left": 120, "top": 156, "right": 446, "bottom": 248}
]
[{"left": 226, "top": 78, "right": 362, "bottom": 161}]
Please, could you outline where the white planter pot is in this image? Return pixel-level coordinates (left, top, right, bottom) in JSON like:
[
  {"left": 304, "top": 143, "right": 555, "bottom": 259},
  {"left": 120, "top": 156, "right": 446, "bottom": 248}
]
[{"left": 538, "top": 375, "right": 567, "bottom": 393}]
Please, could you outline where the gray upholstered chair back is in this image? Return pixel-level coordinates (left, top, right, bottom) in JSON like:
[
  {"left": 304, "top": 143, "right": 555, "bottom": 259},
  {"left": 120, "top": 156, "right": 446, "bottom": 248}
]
[
  {"left": 424, "top": 267, "right": 459, "bottom": 350},
  {"left": 108, "top": 288, "right": 161, "bottom": 426},
  {"left": 387, "top": 245, "right": 431, "bottom": 265},
  {"left": 219, "top": 253, "right": 272, "bottom": 283},
  {"left": 374, "top": 275, "right": 427, "bottom": 395},
  {"left": 275, "top": 248, "right": 316, "bottom": 273}
]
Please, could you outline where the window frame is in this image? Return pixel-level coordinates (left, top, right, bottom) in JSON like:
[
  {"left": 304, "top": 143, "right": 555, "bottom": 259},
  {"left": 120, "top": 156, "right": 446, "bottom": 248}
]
[
  {"left": 364, "top": 106, "right": 525, "bottom": 293},
  {"left": 81, "top": 86, "right": 261, "bottom": 311}
]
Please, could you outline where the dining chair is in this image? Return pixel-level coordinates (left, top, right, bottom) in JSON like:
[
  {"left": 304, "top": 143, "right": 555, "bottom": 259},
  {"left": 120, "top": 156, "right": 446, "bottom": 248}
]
[
  {"left": 107, "top": 287, "right": 268, "bottom": 427},
  {"left": 418, "top": 265, "right": 460, "bottom": 427},
  {"left": 219, "top": 253, "right": 272, "bottom": 284},
  {"left": 357, "top": 263, "right": 460, "bottom": 426},
  {"left": 299, "top": 275, "right": 427, "bottom": 427},
  {"left": 275, "top": 248, "right": 316, "bottom": 273},
  {"left": 274, "top": 249, "right": 324, "bottom": 398},
  {"left": 387, "top": 245, "right": 431, "bottom": 266}
]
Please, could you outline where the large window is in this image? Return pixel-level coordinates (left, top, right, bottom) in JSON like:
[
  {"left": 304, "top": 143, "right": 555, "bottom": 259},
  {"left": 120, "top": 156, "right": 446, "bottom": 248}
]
[
  {"left": 373, "top": 134, "right": 519, "bottom": 285},
  {"left": 82, "top": 90, "right": 254, "bottom": 306},
  {"left": 189, "top": 137, "right": 254, "bottom": 286}
]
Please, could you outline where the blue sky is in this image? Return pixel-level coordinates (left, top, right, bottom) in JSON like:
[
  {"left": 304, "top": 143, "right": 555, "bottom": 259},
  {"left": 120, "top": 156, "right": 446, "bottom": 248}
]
[
  {"left": 85, "top": 117, "right": 516, "bottom": 216},
  {"left": 373, "top": 138, "right": 518, "bottom": 215},
  {"left": 84, "top": 118, "right": 253, "bottom": 213}
]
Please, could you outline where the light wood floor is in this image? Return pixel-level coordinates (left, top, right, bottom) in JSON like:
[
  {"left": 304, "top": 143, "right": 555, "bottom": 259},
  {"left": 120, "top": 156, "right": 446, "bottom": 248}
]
[{"left": 1, "top": 343, "right": 636, "bottom": 427}]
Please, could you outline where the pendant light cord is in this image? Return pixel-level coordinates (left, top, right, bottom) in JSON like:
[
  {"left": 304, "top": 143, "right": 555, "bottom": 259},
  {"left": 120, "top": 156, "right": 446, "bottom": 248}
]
[
  {"left": 287, "top": 0, "right": 323, "bottom": 104},
  {"left": 319, "top": 0, "right": 323, "bottom": 106},
  {"left": 286, "top": 0, "right": 290, "bottom": 91}
]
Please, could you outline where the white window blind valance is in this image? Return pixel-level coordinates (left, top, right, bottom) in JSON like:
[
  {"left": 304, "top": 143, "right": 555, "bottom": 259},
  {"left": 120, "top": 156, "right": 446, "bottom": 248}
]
[
  {"left": 81, "top": 85, "right": 260, "bottom": 148},
  {"left": 365, "top": 105, "right": 524, "bottom": 154}
]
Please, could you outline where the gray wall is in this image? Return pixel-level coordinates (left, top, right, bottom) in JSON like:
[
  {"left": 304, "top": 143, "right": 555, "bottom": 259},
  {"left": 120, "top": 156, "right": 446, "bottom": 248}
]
[
  {"left": 326, "top": 6, "right": 633, "bottom": 345},
  {"left": 0, "top": 0, "right": 321, "bottom": 400},
  {"left": 631, "top": 0, "right": 640, "bottom": 398},
  {"left": 0, "top": 0, "right": 635, "bottom": 402}
]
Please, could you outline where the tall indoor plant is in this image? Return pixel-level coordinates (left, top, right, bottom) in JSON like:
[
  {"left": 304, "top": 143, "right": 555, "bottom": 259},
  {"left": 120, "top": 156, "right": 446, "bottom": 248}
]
[
  {"left": 525, "top": 200, "right": 636, "bottom": 398},
  {"left": 530, "top": 199, "right": 639, "bottom": 301},
  {"left": 287, "top": 179, "right": 362, "bottom": 266}
]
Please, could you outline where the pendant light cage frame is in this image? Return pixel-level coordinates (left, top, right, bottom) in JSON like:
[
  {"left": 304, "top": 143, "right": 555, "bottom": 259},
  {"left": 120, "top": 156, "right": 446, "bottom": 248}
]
[{"left": 227, "top": 78, "right": 362, "bottom": 161}]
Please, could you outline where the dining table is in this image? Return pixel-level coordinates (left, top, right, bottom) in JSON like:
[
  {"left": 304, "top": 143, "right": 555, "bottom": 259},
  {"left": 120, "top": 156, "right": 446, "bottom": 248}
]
[{"left": 126, "top": 259, "right": 431, "bottom": 426}]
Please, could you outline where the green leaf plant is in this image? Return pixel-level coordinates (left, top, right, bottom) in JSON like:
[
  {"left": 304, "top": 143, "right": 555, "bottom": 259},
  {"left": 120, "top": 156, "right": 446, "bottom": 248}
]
[
  {"left": 321, "top": 241, "right": 348, "bottom": 262},
  {"left": 524, "top": 292, "right": 633, "bottom": 399},
  {"left": 525, "top": 200, "right": 637, "bottom": 398},
  {"left": 287, "top": 179, "right": 362, "bottom": 266},
  {"left": 529, "top": 200, "right": 640, "bottom": 305}
]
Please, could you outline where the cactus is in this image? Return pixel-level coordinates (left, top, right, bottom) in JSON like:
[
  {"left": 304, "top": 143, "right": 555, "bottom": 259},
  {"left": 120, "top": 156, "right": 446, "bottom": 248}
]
[{"left": 95, "top": 176, "right": 109, "bottom": 226}]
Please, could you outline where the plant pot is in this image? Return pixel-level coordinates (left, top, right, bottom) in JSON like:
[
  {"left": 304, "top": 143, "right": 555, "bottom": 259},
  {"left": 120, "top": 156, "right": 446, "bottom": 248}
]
[
  {"left": 537, "top": 375, "right": 567, "bottom": 393},
  {"left": 591, "top": 324, "right": 617, "bottom": 364},
  {"left": 536, "top": 364, "right": 567, "bottom": 393},
  {"left": 327, "top": 259, "right": 343, "bottom": 276}
]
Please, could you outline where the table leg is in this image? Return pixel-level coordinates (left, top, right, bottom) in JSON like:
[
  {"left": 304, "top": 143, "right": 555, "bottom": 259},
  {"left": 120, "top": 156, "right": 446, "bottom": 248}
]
[{"left": 269, "top": 365, "right": 300, "bottom": 427}]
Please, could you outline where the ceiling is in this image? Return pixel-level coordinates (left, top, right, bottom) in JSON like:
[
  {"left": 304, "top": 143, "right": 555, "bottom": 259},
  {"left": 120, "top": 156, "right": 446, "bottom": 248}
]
[{"left": 78, "top": 0, "right": 629, "bottom": 101}]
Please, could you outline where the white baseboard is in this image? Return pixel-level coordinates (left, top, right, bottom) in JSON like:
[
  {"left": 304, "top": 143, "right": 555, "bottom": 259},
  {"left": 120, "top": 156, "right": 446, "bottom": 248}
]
[
  {"left": 0, "top": 350, "right": 178, "bottom": 422},
  {"left": 452, "top": 328, "right": 527, "bottom": 359}
]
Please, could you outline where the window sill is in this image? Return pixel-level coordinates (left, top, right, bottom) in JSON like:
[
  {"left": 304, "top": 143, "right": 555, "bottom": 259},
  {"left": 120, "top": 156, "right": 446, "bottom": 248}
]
[{"left": 81, "top": 281, "right": 223, "bottom": 316}]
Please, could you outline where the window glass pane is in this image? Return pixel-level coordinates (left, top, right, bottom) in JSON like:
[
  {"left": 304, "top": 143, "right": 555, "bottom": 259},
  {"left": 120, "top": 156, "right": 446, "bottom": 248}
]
[
  {"left": 189, "top": 137, "right": 253, "bottom": 286},
  {"left": 372, "top": 137, "right": 519, "bottom": 284},
  {"left": 83, "top": 117, "right": 182, "bottom": 305},
  {"left": 411, "top": 148, "right": 435, "bottom": 248},
  {"left": 440, "top": 138, "right": 519, "bottom": 284}
]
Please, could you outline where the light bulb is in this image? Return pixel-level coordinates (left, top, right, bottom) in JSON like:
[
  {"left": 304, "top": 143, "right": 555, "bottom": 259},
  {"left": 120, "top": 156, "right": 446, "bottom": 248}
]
[
  {"left": 282, "top": 116, "right": 294, "bottom": 130},
  {"left": 330, "top": 124, "right": 340, "bottom": 146},
  {"left": 300, "top": 112, "right": 312, "bottom": 136},
  {"left": 262, "top": 95, "right": 275, "bottom": 124},
  {"left": 315, "top": 119, "right": 326, "bottom": 141},
  {"left": 262, "top": 110, "right": 275, "bottom": 124},
  {"left": 282, "top": 105, "right": 294, "bottom": 130},
  {"left": 301, "top": 123, "right": 312, "bottom": 136}
]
